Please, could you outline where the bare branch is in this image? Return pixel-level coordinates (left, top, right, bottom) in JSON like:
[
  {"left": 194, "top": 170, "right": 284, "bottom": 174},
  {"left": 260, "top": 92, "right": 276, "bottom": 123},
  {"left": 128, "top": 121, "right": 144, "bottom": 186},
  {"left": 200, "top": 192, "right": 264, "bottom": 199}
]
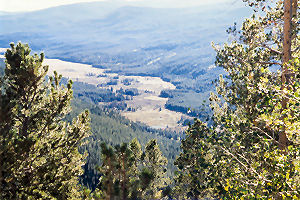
[
  {"left": 261, "top": 44, "right": 283, "bottom": 55},
  {"left": 258, "top": 61, "right": 282, "bottom": 66},
  {"left": 219, "top": 145, "right": 271, "bottom": 183}
]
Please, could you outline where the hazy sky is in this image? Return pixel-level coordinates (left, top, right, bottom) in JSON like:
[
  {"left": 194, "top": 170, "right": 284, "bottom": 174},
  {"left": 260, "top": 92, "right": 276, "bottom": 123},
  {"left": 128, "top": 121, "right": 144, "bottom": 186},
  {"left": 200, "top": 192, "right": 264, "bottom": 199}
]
[{"left": 0, "top": 0, "right": 235, "bottom": 12}]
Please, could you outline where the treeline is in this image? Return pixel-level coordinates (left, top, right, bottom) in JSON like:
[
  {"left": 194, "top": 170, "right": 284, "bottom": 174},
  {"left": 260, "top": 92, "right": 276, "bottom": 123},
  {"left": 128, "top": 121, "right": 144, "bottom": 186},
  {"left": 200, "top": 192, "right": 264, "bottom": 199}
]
[
  {"left": 70, "top": 80, "right": 125, "bottom": 103},
  {"left": 1, "top": 51, "right": 183, "bottom": 191},
  {"left": 67, "top": 79, "right": 140, "bottom": 111},
  {"left": 160, "top": 89, "right": 211, "bottom": 120}
]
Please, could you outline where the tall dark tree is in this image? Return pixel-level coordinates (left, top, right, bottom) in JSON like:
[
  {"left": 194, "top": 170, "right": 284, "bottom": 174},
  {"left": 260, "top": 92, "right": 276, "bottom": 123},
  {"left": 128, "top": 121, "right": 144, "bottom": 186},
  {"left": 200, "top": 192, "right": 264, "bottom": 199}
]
[
  {"left": 141, "top": 139, "right": 169, "bottom": 199},
  {"left": 96, "top": 138, "right": 168, "bottom": 200},
  {"left": 0, "top": 42, "right": 90, "bottom": 199},
  {"left": 173, "top": 120, "right": 221, "bottom": 199},
  {"left": 279, "top": 0, "right": 298, "bottom": 150}
]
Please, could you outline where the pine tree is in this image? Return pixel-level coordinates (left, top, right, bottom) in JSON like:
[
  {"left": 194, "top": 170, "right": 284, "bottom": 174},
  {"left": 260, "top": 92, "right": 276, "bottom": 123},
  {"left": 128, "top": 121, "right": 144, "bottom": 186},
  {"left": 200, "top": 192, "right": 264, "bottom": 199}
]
[
  {"left": 97, "top": 141, "right": 139, "bottom": 200},
  {"left": 97, "top": 142, "right": 118, "bottom": 200},
  {"left": 0, "top": 42, "right": 90, "bottom": 199},
  {"left": 96, "top": 138, "right": 168, "bottom": 200},
  {"left": 141, "top": 139, "right": 168, "bottom": 199},
  {"left": 174, "top": 0, "right": 299, "bottom": 199},
  {"left": 173, "top": 120, "right": 222, "bottom": 199},
  {"left": 128, "top": 138, "right": 142, "bottom": 199}
]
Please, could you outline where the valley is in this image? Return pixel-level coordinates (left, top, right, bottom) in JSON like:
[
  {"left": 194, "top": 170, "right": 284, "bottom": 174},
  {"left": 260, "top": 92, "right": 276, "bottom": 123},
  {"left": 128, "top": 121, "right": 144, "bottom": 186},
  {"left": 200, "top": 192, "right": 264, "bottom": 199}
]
[
  {"left": 43, "top": 58, "right": 190, "bottom": 129},
  {"left": 1, "top": 49, "right": 188, "bottom": 129}
]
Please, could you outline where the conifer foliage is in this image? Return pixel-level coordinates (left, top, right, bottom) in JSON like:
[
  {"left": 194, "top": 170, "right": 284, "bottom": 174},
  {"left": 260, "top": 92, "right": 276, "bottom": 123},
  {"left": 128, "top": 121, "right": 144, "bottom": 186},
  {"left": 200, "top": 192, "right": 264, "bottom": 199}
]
[
  {"left": 0, "top": 43, "right": 90, "bottom": 199},
  {"left": 94, "top": 138, "right": 168, "bottom": 200},
  {"left": 174, "top": 0, "right": 299, "bottom": 199}
]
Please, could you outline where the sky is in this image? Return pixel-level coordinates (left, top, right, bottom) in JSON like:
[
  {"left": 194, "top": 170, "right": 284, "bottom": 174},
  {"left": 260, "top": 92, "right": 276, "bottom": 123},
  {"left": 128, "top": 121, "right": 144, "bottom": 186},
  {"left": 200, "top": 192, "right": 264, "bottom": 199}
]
[{"left": 0, "top": 0, "right": 236, "bottom": 12}]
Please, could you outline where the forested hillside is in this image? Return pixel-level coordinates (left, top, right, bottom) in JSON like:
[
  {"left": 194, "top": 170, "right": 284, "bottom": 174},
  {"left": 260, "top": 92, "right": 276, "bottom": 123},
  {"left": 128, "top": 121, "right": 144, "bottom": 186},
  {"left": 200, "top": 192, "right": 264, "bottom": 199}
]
[
  {"left": 0, "top": 58, "right": 4, "bottom": 75},
  {"left": 68, "top": 99, "right": 181, "bottom": 189}
]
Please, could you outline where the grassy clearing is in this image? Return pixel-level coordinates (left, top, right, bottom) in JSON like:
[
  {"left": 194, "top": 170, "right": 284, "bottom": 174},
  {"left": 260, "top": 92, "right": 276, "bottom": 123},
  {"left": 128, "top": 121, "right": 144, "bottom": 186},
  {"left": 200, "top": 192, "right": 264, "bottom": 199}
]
[{"left": 44, "top": 58, "right": 190, "bottom": 129}]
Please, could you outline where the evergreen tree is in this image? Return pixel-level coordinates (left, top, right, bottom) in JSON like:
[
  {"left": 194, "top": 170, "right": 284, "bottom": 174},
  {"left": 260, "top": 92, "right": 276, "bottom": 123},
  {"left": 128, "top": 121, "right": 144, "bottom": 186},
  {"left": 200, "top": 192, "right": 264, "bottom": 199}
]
[
  {"left": 173, "top": 120, "right": 222, "bottom": 199},
  {"left": 174, "top": 1, "right": 299, "bottom": 199},
  {"left": 96, "top": 138, "right": 168, "bottom": 200},
  {"left": 97, "top": 141, "right": 139, "bottom": 200},
  {"left": 0, "top": 42, "right": 90, "bottom": 199},
  {"left": 97, "top": 142, "right": 118, "bottom": 200},
  {"left": 141, "top": 139, "right": 168, "bottom": 199},
  {"left": 128, "top": 138, "right": 143, "bottom": 199}
]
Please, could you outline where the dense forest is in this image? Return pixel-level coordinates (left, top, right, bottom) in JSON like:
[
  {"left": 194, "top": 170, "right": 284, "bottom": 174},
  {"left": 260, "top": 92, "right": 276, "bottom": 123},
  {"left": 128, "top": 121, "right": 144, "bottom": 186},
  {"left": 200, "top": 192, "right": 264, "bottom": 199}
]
[
  {"left": 68, "top": 99, "right": 181, "bottom": 190},
  {"left": 0, "top": 0, "right": 299, "bottom": 199}
]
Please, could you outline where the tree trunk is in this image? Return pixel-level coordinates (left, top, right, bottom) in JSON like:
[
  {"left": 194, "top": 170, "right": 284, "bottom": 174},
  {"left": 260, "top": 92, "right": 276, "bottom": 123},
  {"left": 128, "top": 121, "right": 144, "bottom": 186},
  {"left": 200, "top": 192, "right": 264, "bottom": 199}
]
[
  {"left": 122, "top": 155, "right": 127, "bottom": 200},
  {"left": 279, "top": 0, "right": 294, "bottom": 150},
  {"left": 106, "top": 158, "right": 112, "bottom": 200},
  {"left": 292, "top": 0, "right": 298, "bottom": 20},
  {"left": 283, "top": 0, "right": 292, "bottom": 64},
  {"left": 0, "top": 152, "right": 2, "bottom": 196}
]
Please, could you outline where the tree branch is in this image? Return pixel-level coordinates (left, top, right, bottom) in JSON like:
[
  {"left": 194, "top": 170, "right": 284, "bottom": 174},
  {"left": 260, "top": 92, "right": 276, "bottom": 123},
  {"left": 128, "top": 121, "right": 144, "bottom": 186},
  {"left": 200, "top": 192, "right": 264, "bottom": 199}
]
[{"left": 219, "top": 145, "right": 271, "bottom": 183}]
